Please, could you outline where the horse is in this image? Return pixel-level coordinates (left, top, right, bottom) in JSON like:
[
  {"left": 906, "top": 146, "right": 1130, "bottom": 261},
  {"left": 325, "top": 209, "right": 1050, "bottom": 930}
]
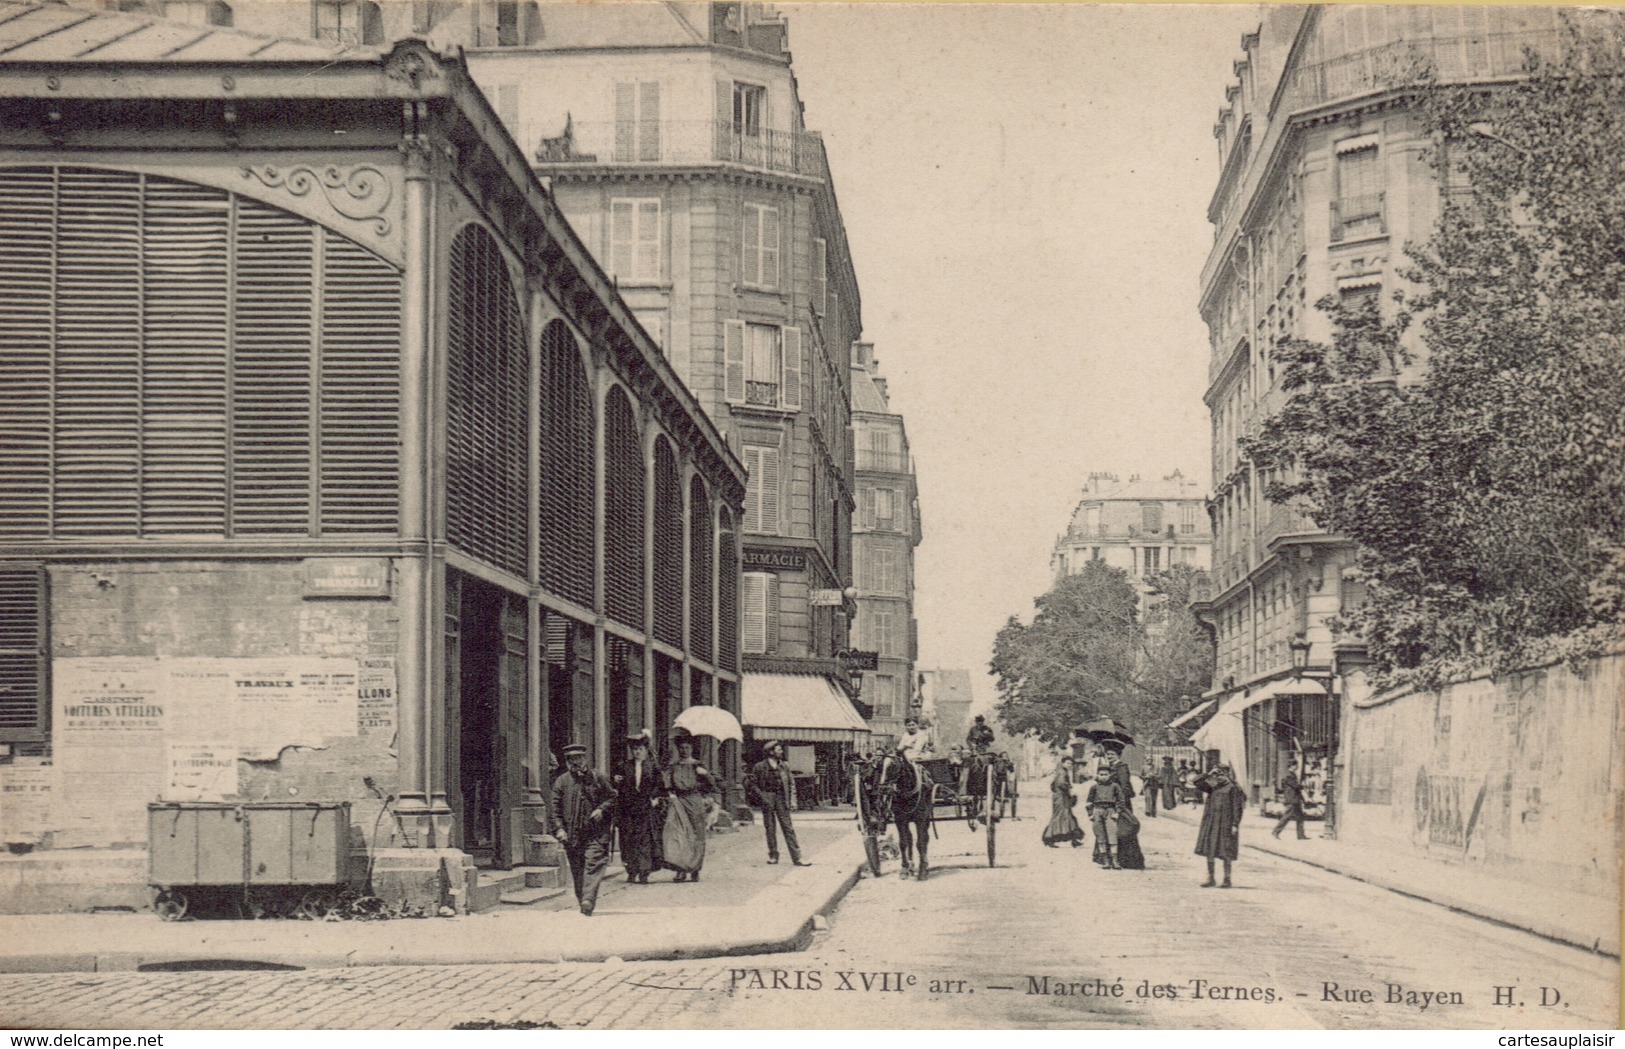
[{"left": 875, "top": 754, "right": 936, "bottom": 880}]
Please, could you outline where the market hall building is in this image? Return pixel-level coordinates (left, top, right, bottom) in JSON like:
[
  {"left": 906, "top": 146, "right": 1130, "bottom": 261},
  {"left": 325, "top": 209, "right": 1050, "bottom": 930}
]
[{"left": 0, "top": 3, "right": 744, "bottom": 911}]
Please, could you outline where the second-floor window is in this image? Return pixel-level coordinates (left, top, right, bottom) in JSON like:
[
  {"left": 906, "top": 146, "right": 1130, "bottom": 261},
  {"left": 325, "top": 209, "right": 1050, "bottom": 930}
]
[
  {"left": 609, "top": 199, "right": 661, "bottom": 283},
  {"left": 614, "top": 81, "right": 661, "bottom": 162},
  {"left": 863, "top": 487, "right": 897, "bottom": 530},
  {"left": 742, "top": 571, "right": 778, "bottom": 653},
  {"left": 725, "top": 320, "right": 802, "bottom": 410},
  {"left": 733, "top": 83, "right": 766, "bottom": 137},
  {"left": 743, "top": 444, "right": 780, "bottom": 534},
  {"left": 1181, "top": 503, "right": 1198, "bottom": 534},
  {"left": 742, "top": 203, "right": 779, "bottom": 288},
  {"left": 1333, "top": 138, "right": 1384, "bottom": 242}
]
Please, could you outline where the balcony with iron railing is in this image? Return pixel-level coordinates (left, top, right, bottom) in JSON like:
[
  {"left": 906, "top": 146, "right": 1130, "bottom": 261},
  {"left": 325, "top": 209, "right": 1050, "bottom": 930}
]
[
  {"left": 745, "top": 380, "right": 781, "bottom": 407},
  {"left": 1282, "top": 30, "right": 1563, "bottom": 113},
  {"left": 1330, "top": 192, "right": 1386, "bottom": 243},
  {"left": 530, "top": 119, "right": 829, "bottom": 180}
]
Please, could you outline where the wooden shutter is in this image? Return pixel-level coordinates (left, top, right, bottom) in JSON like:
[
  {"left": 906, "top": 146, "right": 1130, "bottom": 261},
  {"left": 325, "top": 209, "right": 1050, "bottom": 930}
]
[
  {"left": 741, "top": 204, "right": 760, "bottom": 286},
  {"left": 538, "top": 320, "right": 595, "bottom": 608},
  {"left": 477, "top": 0, "right": 499, "bottom": 45},
  {"left": 780, "top": 325, "right": 802, "bottom": 410},
  {"left": 639, "top": 82, "right": 661, "bottom": 162},
  {"left": 724, "top": 319, "right": 746, "bottom": 403},
  {"left": 653, "top": 439, "right": 683, "bottom": 647},
  {"left": 0, "top": 564, "right": 47, "bottom": 741},
  {"left": 860, "top": 487, "right": 875, "bottom": 528},
  {"left": 609, "top": 200, "right": 633, "bottom": 279},
  {"left": 718, "top": 512, "right": 738, "bottom": 671},
  {"left": 715, "top": 78, "right": 734, "bottom": 160},
  {"left": 0, "top": 168, "right": 58, "bottom": 539},
  {"left": 603, "top": 387, "right": 645, "bottom": 627},
  {"left": 689, "top": 476, "right": 713, "bottom": 660},
  {"left": 741, "top": 572, "right": 767, "bottom": 653},
  {"left": 746, "top": 445, "right": 779, "bottom": 535},
  {"left": 811, "top": 237, "right": 827, "bottom": 316},
  {"left": 614, "top": 82, "right": 636, "bottom": 162},
  {"left": 636, "top": 200, "right": 660, "bottom": 281},
  {"left": 760, "top": 206, "right": 779, "bottom": 287},
  {"left": 764, "top": 572, "right": 780, "bottom": 652}
]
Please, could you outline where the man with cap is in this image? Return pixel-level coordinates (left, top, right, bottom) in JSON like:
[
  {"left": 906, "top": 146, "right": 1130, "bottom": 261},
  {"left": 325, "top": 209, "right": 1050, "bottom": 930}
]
[
  {"left": 614, "top": 730, "right": 663, "bottom": 885},
  {"left": 747, "top": 740, "right": 808, "bottom": 866},
  {"left": 965, "top": 714, "right": 995, "bottom": 757},
  {"left": 549, "top": 743, "right": 617, "bottom": 916}
]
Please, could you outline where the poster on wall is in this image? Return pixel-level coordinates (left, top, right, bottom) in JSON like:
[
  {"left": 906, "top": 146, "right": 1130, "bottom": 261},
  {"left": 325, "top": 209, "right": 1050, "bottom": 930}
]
[
  {"left": 231, "top": 659, "right": 359, "bottom": 760},
  {"left": 51, "top": 658, "right": 167, "bottom": 847},
  {"left": 164, "top": 743, "right": 238, "bottom": 801},
  {"left": 357, "top": 658, "right": 397, "bottom": 738},
  {"left": 0, "top": 760, "right": 55, "bottom": 842}
]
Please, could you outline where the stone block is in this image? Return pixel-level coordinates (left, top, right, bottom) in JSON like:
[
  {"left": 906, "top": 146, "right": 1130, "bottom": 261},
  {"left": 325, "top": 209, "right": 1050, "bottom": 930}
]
[{"left": 368, "top": 848, "right": 472, "bottom": 916}]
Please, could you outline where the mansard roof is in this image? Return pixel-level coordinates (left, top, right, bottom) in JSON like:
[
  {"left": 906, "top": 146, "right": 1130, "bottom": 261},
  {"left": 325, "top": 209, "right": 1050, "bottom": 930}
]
[{"left": 0, "top": 0, "right": 347, "bottom": 61}]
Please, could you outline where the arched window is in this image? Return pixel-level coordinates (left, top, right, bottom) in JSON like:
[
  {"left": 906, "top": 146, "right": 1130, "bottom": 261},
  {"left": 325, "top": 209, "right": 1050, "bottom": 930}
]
[
  {"left": 652, "top": 438, "right": 683, "bottom": 647},
  {"left": 689, "top": 476, "right": 713, "bottom": 661},
  {"left": 538, "top": 320, "right": 594, "bottom": 607},
  {"left": 717, "top": 507, "right": 739, "bottom": 673},
  {"left": 446, "top": 225, "right": 526, "bottom": 578},
  {"left": 603, "top": 387, "right": 645, "bottom": 627}
]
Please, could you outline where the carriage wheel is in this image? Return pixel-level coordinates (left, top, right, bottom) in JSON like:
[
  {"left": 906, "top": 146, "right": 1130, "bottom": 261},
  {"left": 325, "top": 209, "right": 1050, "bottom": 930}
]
[
  {"left": 154, "top": 888, "right": 189, "bottom": 922},
  {"left": 863, "top": 833, "right": 882, "bottom": 877},
  {"left": 295, "top": 889, "right": 338, "bottom": 921},
  {"left": 985, "top": 773, "right": 999, "bottom": 866},
  {"left": 986, "top": 816, "right": 996, "bottom": 868}
]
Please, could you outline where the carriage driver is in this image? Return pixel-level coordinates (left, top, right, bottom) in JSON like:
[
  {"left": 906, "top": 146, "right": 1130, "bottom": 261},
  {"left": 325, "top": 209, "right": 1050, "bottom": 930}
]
[{"left": 897, "top": 718, "right": 933, "bottom": 761}]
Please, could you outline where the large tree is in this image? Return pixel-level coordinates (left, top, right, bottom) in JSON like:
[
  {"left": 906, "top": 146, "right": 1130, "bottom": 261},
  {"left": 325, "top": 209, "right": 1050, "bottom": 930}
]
[
  {"left": 1243, "top": 19, "right": 1625, "bottom": 687},
  {"left": 989, "top": 560, "right": 1213, "bottom": 745}
]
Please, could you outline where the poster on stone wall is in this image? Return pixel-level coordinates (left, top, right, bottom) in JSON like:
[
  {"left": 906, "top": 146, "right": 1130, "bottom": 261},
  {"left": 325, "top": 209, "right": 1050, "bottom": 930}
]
[
  {"left": 231, "top": 659, "right": 359, "bottom": 760},
  {"left": 163, "top": 742, "right": 238, "bottom": 802},
  {"left": 357, "top": 658, "right": 397, "bottom": 738},
  {"left": 51, "top": 658, "right": 167, "bottom": 847},
  {"left": 0, "top": 760, "right": 55, "bottom": 842}
]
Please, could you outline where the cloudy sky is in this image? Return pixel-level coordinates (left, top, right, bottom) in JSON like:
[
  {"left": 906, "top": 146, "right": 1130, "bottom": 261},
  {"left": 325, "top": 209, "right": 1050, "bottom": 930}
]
[{"left": 779, "top": 3, "right": 1263, "bottom": 709}]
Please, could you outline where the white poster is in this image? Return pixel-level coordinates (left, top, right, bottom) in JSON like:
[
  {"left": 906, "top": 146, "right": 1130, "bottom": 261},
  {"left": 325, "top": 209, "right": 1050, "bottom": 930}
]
[
  {"left": 230, "top": 659, "right": 359, "bottom": 760},
  {"left": 357, "top": 658, "right": 397, "bottom": 738},
  {"left": 52, "top": 658, "right": 167, "bottom": 846},
  {"left": 0, "top": 761, "right": 54, "bottom": 841},
  {"left": 164, "top": 742, "right": 238, "bottom": 801}
]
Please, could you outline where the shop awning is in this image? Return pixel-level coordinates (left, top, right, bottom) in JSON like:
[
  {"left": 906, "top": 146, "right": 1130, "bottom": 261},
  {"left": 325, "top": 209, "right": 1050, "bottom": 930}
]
[
  {"left": 741, "top": 673, "right": 871, "bottom": 744},
  {"left": 1167, "top": 698, "right": 1218, "bottom": 729}
]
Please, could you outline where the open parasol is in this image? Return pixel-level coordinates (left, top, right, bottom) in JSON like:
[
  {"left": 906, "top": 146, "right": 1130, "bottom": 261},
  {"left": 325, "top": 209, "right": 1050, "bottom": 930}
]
[
  {"left": 672, "top": 704, "right": 744, "bottom": 743},
  {"left": 1076, "top": 717, "right": 1135, "bottom": 748}
]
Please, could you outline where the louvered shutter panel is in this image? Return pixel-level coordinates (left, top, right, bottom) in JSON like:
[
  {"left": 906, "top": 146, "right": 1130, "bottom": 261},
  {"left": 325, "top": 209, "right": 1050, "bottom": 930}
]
[
  {"left": 233, "top": 198, "right": 315, "bottom": 535},
  {"left": 609, "top": 200, "right": 633, "bottom": 280},
  {"left": 724, "top": 319, "right": 746, "bottom": 403},
  {"left": 319, "top": 234, "right": 401, "bottom": 534},
  {"left": 741, "top": 573, "right": 766, "bottom": 653},
  {"left": 0, "top": 565, "right": 46, "bottom": 740},
  {"left": 741, "top": 205, "right": 759, "bottom": 286},
  {"left": 603, "top": 388, "right": 645, "bottom": 627},
  {"left": 741, "top": 446, "right": 761, "bottom": 533},
  {"left": 614, "top": 82, "right": 636, "bottom": 162},
  {"left": 764, "top": 572, "right": 780, "bottom": 652},
  {"left": 653, "top": 439, "right": 683, "bottom": 647},
  {"left": 141, "top": 177, "right": 230, "bottom": 536},
  {"left": 811, "top": 237, "right": 827, "bottom": 316},
  {"left": 0, "top": 168, "right": 57, "bottom": 539},
  {"left": 780, "top": 326, "right": 802, "bottom": 410},
  {"left": 477, "top": 0, "right": 499, "bottom": 45},
  {"left": 55, "top": 168, "right": 142, "bottom": 537},
  {"left": 639, "top": 82, "right": 661, "bottom": 161},
  {"left": 760, "top": 206, "right": 779, "bottom": 288},
  {"left": 636, "top": 200, "right": 660, "bottom": 281},
  {"left": 715, "top": 78, "right": 733, "bottom": 159},
  {"left": 689, "top": 478, "right": 713, "bottom": 659},
  {"left": 860, "top": 487, "right": 875, "bottom": 528},
  {"left": 758, "top": 446, "right": 780, "bottom": 534}
]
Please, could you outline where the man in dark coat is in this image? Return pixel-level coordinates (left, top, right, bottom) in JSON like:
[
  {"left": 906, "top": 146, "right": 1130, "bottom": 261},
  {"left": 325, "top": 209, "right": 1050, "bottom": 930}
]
[
  {"left": 550, "top": 743, "right": 617, "bottom": 916},
  {"left": 965, "top": 714, "right": 995, "bottom": 756},
  {"left": 747, "top": 741, "right": 808, "bottom": 866},
  {"left": 1142, "top": 761, "right": 1161, "bottom": 818},
  {"left": 1160, "top": 756, "right": 1178, "bottom": 810},
  {"left": 1194, "top": 764, "right": 1247, "bottom": 888},
  {"left": 1272, "top": 769, "right": 1309, "bottom": 841},
  {"left": 614, "top": 731, "right": 662, "bottom": 884}
]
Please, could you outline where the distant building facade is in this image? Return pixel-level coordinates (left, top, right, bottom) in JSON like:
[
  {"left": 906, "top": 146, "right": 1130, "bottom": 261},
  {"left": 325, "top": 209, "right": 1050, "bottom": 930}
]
[
  {"left": 917, "top": 668, "right": 973, "bottom": 757},
  {"left": 850, "top": 343, "right": 921, "bottom": 750},
  {"left": 1051, "top": 471, "right": 1211, "bottom": 616},
  {"left": 1189, "top": 6, "right": 1574, "bottom": 804}
]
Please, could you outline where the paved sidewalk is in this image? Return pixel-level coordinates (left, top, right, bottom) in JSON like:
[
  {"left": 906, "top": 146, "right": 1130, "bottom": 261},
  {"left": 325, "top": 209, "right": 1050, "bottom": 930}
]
[
  {"left": 1155, "top": 801, "right": 1619, "bottom": 957},
  {"left": 0, "top": 811, "right": 869, "bottom": 974}
]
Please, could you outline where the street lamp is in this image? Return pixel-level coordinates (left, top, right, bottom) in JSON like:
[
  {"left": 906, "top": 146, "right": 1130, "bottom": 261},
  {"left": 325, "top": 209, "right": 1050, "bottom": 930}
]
[
  {"left": 1289, "top": 633, "right": 1313, "bottom": 676},
  {"left": 1288, "top": 631, "right": 1340, "bottom": 840}
]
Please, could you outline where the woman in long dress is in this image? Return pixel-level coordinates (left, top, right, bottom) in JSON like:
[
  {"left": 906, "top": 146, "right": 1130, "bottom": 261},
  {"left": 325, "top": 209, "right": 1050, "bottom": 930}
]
[
  {"left": 1098, "top": 745, "right": 1146, "bottom": 869},
  {"left": 1042, "top": 758, "right": 1085, "bottom": 847},
  {"left": 661, "top": 731, "right": 716, "bottom": 882}
]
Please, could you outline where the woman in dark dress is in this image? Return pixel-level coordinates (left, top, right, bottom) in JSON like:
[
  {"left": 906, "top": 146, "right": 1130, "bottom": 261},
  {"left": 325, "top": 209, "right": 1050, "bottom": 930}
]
[
  {"left": 1194, "top": 764, "right": 1248, "bottom": 887},
  {"left": 1042, "top": 758, "right": 1085, "bottom": 847},
  {"left": 1100, "top": 745, "right": 1146, "bottom": 869},
  {"left": 613, "top": 731, "right": 663, "bottom": 884}
]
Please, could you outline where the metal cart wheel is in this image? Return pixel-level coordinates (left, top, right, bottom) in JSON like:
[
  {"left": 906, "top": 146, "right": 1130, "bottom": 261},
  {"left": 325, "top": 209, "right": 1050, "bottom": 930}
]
[
  {"left": 985, "top": 774, "right": 998, "bottom": 868},
  {"left": 154, "top": 888, "right": 189, "bottom": 922},
  {"left": 295, "top": 889, "right": 338, "bottom": 921}
]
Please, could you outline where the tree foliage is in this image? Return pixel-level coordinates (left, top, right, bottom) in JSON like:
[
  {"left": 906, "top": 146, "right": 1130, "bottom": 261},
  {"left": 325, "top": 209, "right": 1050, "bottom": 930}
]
[
  {"left": 1242, "top": 19, "right": 1625, "bottom": 686},
  {"left": 989, "top": 560, "right": 1214, "bottom": 745}
]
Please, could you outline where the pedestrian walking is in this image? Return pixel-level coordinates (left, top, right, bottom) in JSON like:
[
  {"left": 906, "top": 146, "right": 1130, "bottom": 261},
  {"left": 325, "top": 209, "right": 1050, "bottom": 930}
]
[
  {"left": 1086, "top": 766, "right": 1126, "bottom": 868},
  {"left": 1272, "top": 769, "right": 1309, "bottom": 841},
  {"left": 549, "top": 743, "right": 617, "bottom": 916},
  {"left": 1160, "top": 756, "right": 1178, "bottom": 810},
  {"left": 613, "top": 730, "right": 663, "bottom": 884},
  {"left": 1194, "top": 764, "right": 1247, "bottom": 888},
  {"left": 1102, "top": 743, "right": 1145, "bottom": 869},
  {"left": 1042, "top": 757, "right": 1085, "bottom": 847},
  {"left": 747, "top": 740, "right": 809, "bottom": 866},
  {"left": 1142, "top": 760, "right": 1161, "bottom": 818},
  {"left": 660, "top": 729, "right": 716, "bottom": 882}
]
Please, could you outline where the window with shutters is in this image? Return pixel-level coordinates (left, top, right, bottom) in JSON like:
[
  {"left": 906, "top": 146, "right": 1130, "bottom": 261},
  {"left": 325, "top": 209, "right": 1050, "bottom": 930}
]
[
  {"left": 0, "top": 166, "right": 400, "bottom": 542},
  {"left": 870, "top": 674, "right": 896, "bottom": 719},
  {"left": 1180, "top": 504, "right": 1198, "bottom": 534},
  {"left": 652, "top": 438, "right": 684, "bottom": 648},
  {"left": 865, "top": 487, "right": 896, "bottom": 530},
  {"left": 724, "top": 321, "right": 800, "bottom": 410},
  {"left": 476, "top": 0, "right": 533, "bottom": 46},
  {"left": 614, "top": 82, "right": 661, "bottom": 163},
  {"left": 609, "top": 199, "right": 661, "bottom": 284},
  {"left": 689, "top": 477, "right": 713, "bottom": 661},
  {"left": 1332, "top": 139, "right": 1384, "bottom": 242},
  {"left": 811, "top": 237, "right": 827, "bottom": 316},
  {"left": 313, "top": 0, "right": 379, "bottom": 44},
  {"left": 870, "top": 607, "right": 897, "bottom": 656},
  {"left": 741, "top": 571, "right": 777, "bottom": 654},
  {"left": 718, "top": 508, "right": 739, "bottom": 671},
  {"left": 742, "top": 444, "right": 780, "bottom": 535},
  {"left": 603, "top": 388, "right": 645, "bottom": 627},
  {"left": 0, "top": 565, "right": 47, "bottom": 742},
  {"left": 538, "top": 320, "right": 595, "bottom": 607},
  {"left": 741, "top": 204, "right": 779, "bottom": 288},
  {"left": 446, "top": 225, "right": 527, "bottom": 578}
]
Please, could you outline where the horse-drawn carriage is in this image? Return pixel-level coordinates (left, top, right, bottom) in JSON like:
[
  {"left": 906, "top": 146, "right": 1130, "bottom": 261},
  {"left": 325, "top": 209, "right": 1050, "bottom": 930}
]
[{"left": 852, "top": 751, "right": 1014, "bottom": 880}]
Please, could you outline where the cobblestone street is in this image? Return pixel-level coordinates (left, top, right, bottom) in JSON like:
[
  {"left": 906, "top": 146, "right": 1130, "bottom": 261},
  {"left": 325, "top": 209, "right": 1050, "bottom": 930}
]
[{"left": 3, "top": 792, "right": 1615, "bottom": 1031}]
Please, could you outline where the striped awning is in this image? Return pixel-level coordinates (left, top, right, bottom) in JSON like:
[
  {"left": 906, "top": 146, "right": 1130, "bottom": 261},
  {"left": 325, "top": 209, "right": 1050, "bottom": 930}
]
[
  {"left": 741, "top": 672, "right": 870, "bottom": 744},
  {"left": 1167, "top": 698, "right": 1218, "bottom": 729}
]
